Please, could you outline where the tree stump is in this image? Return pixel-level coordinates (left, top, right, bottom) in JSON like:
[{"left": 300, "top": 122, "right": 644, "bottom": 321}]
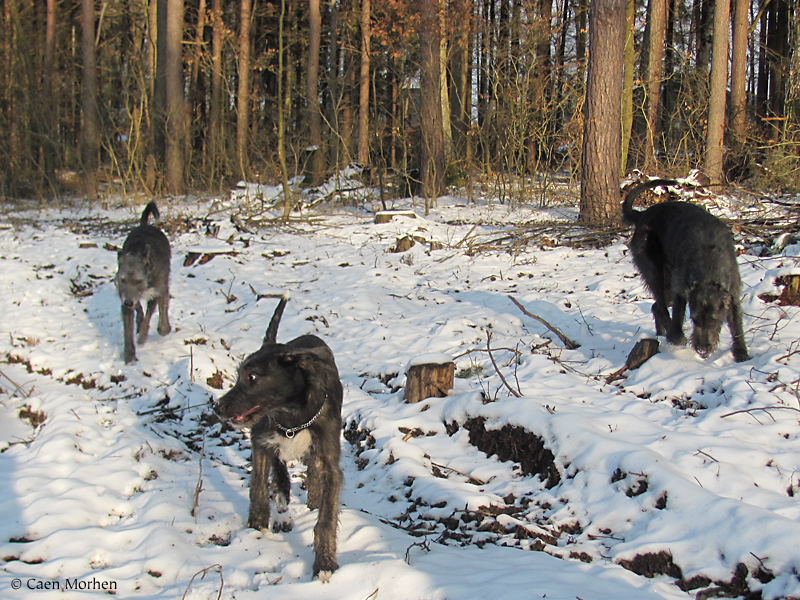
[
  {"left": 777, "top": 275, "right": 800, "bottom": 306},
  {"left": 404, "top": 354, "right": 455, "bottom": 403}
]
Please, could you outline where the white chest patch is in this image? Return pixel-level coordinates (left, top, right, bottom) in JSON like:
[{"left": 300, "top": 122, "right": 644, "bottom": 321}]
[{"left": 260, "top": 429, "right": 312, "bottom": 462}]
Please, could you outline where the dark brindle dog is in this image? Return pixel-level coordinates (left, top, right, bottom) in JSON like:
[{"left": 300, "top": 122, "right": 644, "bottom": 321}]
[
  {"left": 116, "top": 202, "right": 171, "bottom": 364},
  {"left": 215, "top": 294, "right": 343, "bottom": 582},
  {"left": 622, "top": 179, "right": 749, "bottom": 362}
]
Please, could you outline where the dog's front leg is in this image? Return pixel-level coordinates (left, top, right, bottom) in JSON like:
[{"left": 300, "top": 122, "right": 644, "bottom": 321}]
[
  {"left": 308, "top": 441, "right": 343, "bottom": 581},
  {"left": 138, "top": 299, "right": 157, "bottom": 345},
  {"left": 122, "top": 305, "right": 137, "bottom": 364},
  {"left": 248, "top": 443, "right": 273, "bottom": 531},
  {"left": 666, "top": 296, "right": 688, "bottom": 346},
  {"left": 156, "top": 293, "right": 171, "bottom": 336}
]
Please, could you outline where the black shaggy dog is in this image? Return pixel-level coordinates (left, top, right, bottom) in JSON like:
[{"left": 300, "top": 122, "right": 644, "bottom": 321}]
[
  {"left": 215, "top": 293, "right": 343, "bottom": 582},
  {"left": 116, "top": 202, "right": 171, "bottom": 364},
  {"left": 622, "top": 179, "right": 749, "bottom": 362}
]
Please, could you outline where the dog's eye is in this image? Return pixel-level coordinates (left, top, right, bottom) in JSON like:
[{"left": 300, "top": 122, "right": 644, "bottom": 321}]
[{"left": 248, "top": 373, "right": 258, "bottom": 384}]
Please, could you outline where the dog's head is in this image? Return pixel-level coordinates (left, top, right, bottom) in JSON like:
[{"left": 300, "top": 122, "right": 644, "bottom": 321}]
[
  {"left": 688, "top": 283, "right": 730, "bottom": 357},
  {"left": 116, "top": 246, "right": 152, "bottom": 308},
  {"left": 215, "top": 337, "right": 339, "bottom": 430}
]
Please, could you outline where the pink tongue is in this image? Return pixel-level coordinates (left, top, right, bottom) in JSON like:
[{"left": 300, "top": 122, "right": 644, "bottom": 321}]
[{"left": 234, "top": 404, "right": 262, "bottom": 424}]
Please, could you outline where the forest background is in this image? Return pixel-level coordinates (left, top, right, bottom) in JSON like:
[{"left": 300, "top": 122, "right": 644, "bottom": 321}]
[{"left": 1, "top": 0, "right": 796, "bottom": 223}]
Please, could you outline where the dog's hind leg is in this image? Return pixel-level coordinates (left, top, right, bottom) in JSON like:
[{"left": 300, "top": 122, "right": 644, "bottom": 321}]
[
  {"left": 309, "top": 436, "right": 343, "bottom": 581},
  {"left": 122, "top": 305, "right": 137, "bottom": 364},
  {"left": 727, "top": 300, "right": 750, "bottom": 362},
  {"left": 248, "top": 444, "right": 273, "bottom": 531},
  {"left": 137, "top": 299, "right": 157, "bottom": 345},
  {"left": 156, "top": 293, "right": 171, "bottom": 336}
]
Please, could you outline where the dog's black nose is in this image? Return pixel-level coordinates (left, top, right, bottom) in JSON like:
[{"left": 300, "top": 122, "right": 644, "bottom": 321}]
[{"left": 123, "top": 300, "right": 134, "bottom": 308}]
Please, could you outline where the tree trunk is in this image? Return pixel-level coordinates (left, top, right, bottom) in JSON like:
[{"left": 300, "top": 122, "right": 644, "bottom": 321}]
[
  {"left": 154, "top": 0, "right": 168, "bottom": 173},
  {"left": 307, "top": 0, "right": 323, "bottom": 185},
  {"left": 643, "top": 0, "right": 666, "bottom": 175},
  {"left": 418, "top": 0, "right": 445, "bottom": 208},
  {"left": 450, "top": 0, "right": 471, "bottom": 167},
  {"left": 357, "top": 0, "right": 371, "bottom": 165},
  {"left": 42, "top": 0, "right": 57, "bottom": 191},
  {"left": 729, "top": 0, "right": 748, "bottom": 144},
  {"left": 705, "top": 0, "right": 730, "bottom": 186},
  {"left": 80, "top": 0, "right": 100, "bottom": 199},
  {"left": 620, "top": 0, "right": 635, "bottom": 177},
  {"left": 236, "top": 0, "right": 252, "bottom": 182},
  {"left": 165, "top": 0, "right": 185, "bottom": 195},
  {"left": 579, "top": 0, "right": 626, "bottom": 225},
  {"left": 278, "top": 0, "right": 293, "bottom": 220},
  {"left": 439, "top": 7, "right": 453, "bottom": 162},
  {"left": 210, "top": 0, "right": 223, "bottom": 186}
]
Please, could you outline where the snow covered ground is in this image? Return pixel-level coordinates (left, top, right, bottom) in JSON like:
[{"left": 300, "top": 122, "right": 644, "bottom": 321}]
[{"left": 1, "top": 178, "right": 800, "bottom": 599}]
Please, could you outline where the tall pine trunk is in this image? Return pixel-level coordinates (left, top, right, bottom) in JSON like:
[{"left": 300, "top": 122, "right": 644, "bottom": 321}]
[
  {"left": 580, "top": 0, "right": 626, "bottom": 225},
  {"left": 307, "top": 0, "right": 323, "bottom": 185},
  {"left": 643, "top": 0, "right": 666, "bottom": 175},
  {"left": 705, "top": 0, "right": 730, "bottom": 185},
  {"left": 357, "top": 0, "right": 371, "bottom": 166},
  {"left": 165, "top": 0, "right": 185, "bottom": 194},
  {"left": 210, "top": 0, "right": 223, "bottom": 187},
  {"left": 418, "top": 0, "right": 445, "bottom": 208},
  {"left": 236, "top": 0, "right": 252, "bottom": 182},
  {"left": 80, "top": 0, "right": 100, "bottom": 199}
]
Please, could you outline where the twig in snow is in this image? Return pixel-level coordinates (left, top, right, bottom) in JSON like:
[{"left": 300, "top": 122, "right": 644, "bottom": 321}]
[
  {"left": 191, "top": 432, "right": 206, "bottom": 520},
  {"left": 486, "top": 331, "right": 522, "bottom": 398},
  {"left": 507, "top": 295, "right": 580, "bottom": 349},
  {"left": 181, "top": 564, "right": 223, "bottom": 600},
  {"left": 429, "top": 461, "right": 485, "bottom": 485},
  {"left": 453, "top": 219, "right": 483, "bottom": 248},
  {"left": 721, "top": 405, "right": 800, "bottom": 419},
  {"left": 404, "top": 538, "right": 431, "bottom": 564},
  {"left": 0, "top": 368, "right": 33, "bottom": 398}
]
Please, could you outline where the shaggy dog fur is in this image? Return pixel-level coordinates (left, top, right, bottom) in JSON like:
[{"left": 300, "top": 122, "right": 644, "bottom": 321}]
[
  {"left": 116, "top": 202, "right": 171, "bottom": 364},
  {"left": 215, "top": 294, "right": 344, "bottom": 582},
  {"left": 622, "top": 179, "right": 749, "bottom": 362}
]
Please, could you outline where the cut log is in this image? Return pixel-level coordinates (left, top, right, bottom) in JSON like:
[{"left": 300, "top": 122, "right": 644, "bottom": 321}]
[
  {"left": 374, "top": 210, "right": 417, "bottom": 224},
  {"left": 404, "top": 355, "right": 455, "bottom": 403},
  {"left": 625, "top": 338, "right": 660, "bottom": 370}
]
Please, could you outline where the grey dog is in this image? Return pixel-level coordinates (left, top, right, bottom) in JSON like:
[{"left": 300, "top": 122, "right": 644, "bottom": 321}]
[
  {"left": 215, "top": 294, "right": 343, "bottom": 582},
  {"left": 622, "top": 179, "right": 749, "bottom": 362},
  {"left": 116, "top": 201, "right": 171, "bottom": 364}
]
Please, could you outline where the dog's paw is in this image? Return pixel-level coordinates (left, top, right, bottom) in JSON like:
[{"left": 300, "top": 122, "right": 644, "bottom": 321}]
[
  {"left": 157, "top": 324, "right": 171, "bottom": 336},
  {"left": 272, "top": 518, "right": 292, "bottom": 533},
  {"left": 313, "top": 559, "right": 338, "bottom": 583},
  {"left": 315, "top": 570, "right": 334, "bottom": 583}
]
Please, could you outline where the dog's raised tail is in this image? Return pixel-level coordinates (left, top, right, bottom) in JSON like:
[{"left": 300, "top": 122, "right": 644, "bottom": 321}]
[
  {"left": 141, "top": 201, "right": 160, "bottom": 226},
  {"left": 621, "top": 179, "right": 679, "bottom": 224},
  {"left": 264, "top": 292, "right": 291, "bottom": 345}
]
